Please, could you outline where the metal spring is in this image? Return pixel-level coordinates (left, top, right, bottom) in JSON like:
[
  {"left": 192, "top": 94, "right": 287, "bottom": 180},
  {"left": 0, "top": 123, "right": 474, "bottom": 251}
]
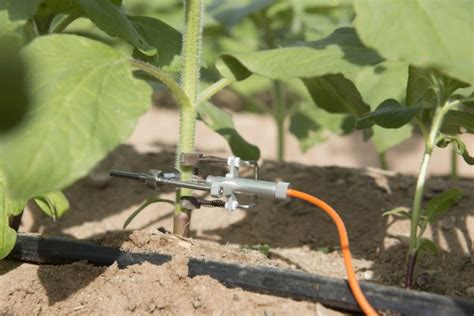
[{"left": 197, "top": 198, "right": 226, "bottom": 208}]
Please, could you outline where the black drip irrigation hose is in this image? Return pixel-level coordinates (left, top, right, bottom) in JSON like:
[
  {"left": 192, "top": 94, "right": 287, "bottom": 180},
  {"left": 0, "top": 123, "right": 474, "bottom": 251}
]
[{"left": 8, "top": 234, "right": 474, "bottom": 316}]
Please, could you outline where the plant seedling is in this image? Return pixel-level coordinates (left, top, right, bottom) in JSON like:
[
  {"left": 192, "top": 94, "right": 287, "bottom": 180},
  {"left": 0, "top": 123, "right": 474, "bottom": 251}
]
[{"left": 360, "top": 67, "right": 472, "bottom": 288}]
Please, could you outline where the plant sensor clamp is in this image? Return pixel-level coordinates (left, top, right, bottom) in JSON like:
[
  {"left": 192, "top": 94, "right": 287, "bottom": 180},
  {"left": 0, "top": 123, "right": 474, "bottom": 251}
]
[{"left": 110, "top": 153, "right": 290, "bottom": 212}]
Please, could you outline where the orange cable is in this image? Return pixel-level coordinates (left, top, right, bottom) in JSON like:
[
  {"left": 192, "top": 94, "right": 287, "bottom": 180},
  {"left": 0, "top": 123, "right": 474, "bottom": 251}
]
[{"left": 287, "top": 189, "right": 378, "bottom": 316}]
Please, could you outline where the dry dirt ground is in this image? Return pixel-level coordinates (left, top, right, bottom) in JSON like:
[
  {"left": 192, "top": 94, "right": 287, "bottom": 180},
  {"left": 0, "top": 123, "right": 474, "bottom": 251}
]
[{"left": 1, "top": 107, "right": 473, "bottom": 315}]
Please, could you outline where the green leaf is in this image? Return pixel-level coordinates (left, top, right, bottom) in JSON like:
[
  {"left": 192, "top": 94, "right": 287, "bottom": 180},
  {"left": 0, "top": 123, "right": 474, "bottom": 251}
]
[
  {"left": 353, "top": 61, "right": 413, "bottom": 153},
  {"left": 302, "top": 74, "right": 370, "bottom": 116},
  {"left": 354, "top": 61, "right": 409, "bottom": 106},
  {"left": 207, "top": 0, "right": 274, "bottom": 28},
  {"left": 0, "top": 38, "right": 28, "bottom": 132},
  {"left": 362, "top": 127, "right": 373, "bottom": 141},
  {"left": 442, "top": 110, "right": 474, "bottom": 134},
  {"left": 382, "top": 207, "right": 410, "bottom": 219},
  {"left": 0, "top": 169, "right": 27, "bottom": 259},
  {"left": 424, "top": 188, "right": 463, "bottom": 223},
  {"left": 198, "top": 102, "right": 260, "bottom": 160},
  {"left": 406, "top": 66, "right": 438, "bottom": 109},
  {"left": 129, "top": 16, "right": 182, "bottom": 70},
  {"left": 76, "top": 0, "right": 156, "bottom": 56},
  {"left": 443, "top": 78, "right": 471, "bottom": 98},
  {"left": 406, "top": 66, "right": 469, "bottom": 110},
  {"left": 34, "top": 191, "right": 70, "bottom": 221},
  {"left": 459, "top": 92, "right": 474, "bottom": 108},
  {"left": 292, "top": 0, "right": 354, "bottom": 40},
  {"left": 357, "top": 99, "right": 419, "bottom": 129},
  {"left": 217, "top": 27, "right": 383, "bottom": 81},
  {"left": 289, "top": 102, "right": 355, "bottom": 152},
  {"left": 124, "top": 197, "right": 174, "bottom": 229},
  {"left": 354, "top": 0, "right": 474, "bottom": 84},
  {"left": 42, "top": 0, "right": 79, "bottom": 14},
  {"left": 219, "top": 28, "right": 413, "bottom": 156},
  {"left": 371, "top": 125, "right": 413, "bottom": 154},
  {"left": 0, "top": 0, "right": 42, "bottom": 23},
  {"left": 0, "top": 0, "right": 42, "bottom": 43},
  {"left": 450, "top": 91, "right": 474, "bottom": 109},
  {"left": 417, "top": 238, "right": 438, "bottom": 256},
  {"left": 43, "top": 0, "right": 122, "bottom": 14},
  {"left": 0, "top": 34, "right": 152, "bottom": 199},
  {"left": 437, "top": 135, "right": 474, "bottom": 165}
]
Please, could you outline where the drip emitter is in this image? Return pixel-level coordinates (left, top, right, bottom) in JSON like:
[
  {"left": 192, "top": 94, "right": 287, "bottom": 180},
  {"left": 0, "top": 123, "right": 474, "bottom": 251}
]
[{"left": 110, "top": 153, "right": 378, "bottom": 316}]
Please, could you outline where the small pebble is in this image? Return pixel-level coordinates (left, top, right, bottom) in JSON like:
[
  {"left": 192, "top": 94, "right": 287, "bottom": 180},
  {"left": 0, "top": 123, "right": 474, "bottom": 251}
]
[
  {"left": 192, "top": 299, "right": 201, "bottom": 308},
  {"left": 127, "top": 303, "right": 136, "bottom": 312},
  {"left": 301, "top": 245, "right": 311, "bottom": 252},
  {"left": 173, "top": 254, "right": 189, "bottom": 279},
  {"left": 129, "top": 231, "right": 151, "bottom": 247},
  {"left": 363, "top": 270, "right": 375, "bottom": 280},
  {"left": 148, "top": 303, "right": 156, "bottom": 312},
  {"left": 416, "top": 273, "right": 433, "bottom": 289},
  {"left": 466, "top": 286, "right": 474, "bottom": 298}
]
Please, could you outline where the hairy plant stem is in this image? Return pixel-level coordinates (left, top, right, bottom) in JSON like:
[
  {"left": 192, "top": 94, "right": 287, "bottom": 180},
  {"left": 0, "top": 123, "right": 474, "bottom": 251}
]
[
  {"left": 405, "top": 101, "right": 455, "bottom": 288},
  {"left": 450, "top": 144, "right": 458, "bottom": 180},
  {"left": 255, "top": 12, "right": 287, "bottom": 161},
  {"left": 174, "top": 0, "right": 204, "bottom": 236},
  {"left": 273, "top": 80, "right": 286, "bottom": 161},
  {"left": 197, "top": 78, "right": 231, "bottom": 106},
  {"left": 129, "top": 59, "right": 192, "bottom": 109}
]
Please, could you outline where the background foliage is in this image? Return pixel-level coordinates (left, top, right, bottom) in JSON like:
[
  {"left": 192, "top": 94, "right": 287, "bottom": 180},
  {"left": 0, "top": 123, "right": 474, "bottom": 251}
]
[{"left": 0, "top": 0, "right": 472, "bottom": 278}]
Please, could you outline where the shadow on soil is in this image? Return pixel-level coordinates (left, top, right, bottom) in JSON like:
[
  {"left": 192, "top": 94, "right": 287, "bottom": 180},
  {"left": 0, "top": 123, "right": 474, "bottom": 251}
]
[
  {"left": 23, "top": 144, "right": 473, "bottom": 302},
  {"left": 0, "top": 261, "right": 22, "bottom": 277},
  {"left": 37, "top": 263, "right": 107, "bottom": 306},
  {"left": 27, "top": 144, "right": 177, "bottom": 236}
]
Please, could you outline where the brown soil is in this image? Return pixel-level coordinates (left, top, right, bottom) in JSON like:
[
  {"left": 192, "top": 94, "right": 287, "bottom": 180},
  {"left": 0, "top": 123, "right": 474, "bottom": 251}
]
[
  {"left": 1, "top": 108, "right": 473, "bottom": 314},
  {"left": 1, "top": 257, "right": 336, "bottom": 316}
]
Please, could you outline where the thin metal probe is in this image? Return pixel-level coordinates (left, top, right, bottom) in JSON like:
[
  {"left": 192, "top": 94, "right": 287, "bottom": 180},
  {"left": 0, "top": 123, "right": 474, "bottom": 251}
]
[
  {"left": 159, "top": 179, "right": 211, "bottom": 191},
  {"left": 110, "top": 170, "right": 147, "bottom": 181}
]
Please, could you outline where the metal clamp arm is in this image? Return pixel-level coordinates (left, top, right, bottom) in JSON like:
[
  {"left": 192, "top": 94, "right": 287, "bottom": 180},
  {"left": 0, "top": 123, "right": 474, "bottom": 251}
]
[{"left": 110, "top": 156, "right": 291, "bottom": 213}]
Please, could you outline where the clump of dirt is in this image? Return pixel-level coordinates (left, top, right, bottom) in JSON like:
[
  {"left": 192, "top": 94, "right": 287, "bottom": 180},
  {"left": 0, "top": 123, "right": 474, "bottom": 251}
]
[
  {"left": 0, "top": 256, "right": 332, "bottom": 315},
  {"left": 96, "top": 229, "right": 289, "bottom": 268}
]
